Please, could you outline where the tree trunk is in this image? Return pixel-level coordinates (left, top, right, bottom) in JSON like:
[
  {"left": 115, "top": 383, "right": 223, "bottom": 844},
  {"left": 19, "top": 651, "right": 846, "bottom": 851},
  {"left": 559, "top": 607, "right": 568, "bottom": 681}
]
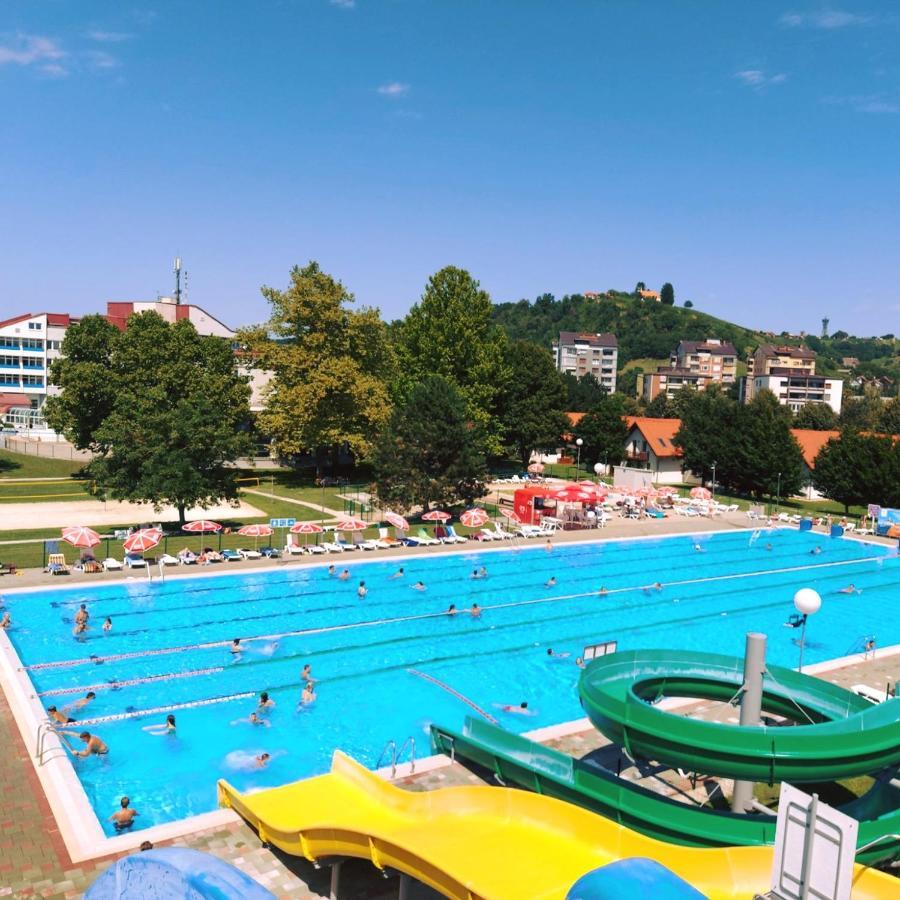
[{"left": 177, "top": 503, "right": 186, "bottom": 525}]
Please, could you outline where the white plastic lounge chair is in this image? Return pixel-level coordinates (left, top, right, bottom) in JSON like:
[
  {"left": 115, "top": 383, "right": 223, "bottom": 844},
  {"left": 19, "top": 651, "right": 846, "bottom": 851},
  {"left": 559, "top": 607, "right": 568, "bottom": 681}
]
[
  {"left": 158, "top": 554, "right": 179, "bottom": 566},
  {"left": 124, "top": 553, "right": 147, "bottom": 568},
  {"left": 335, "top": 532, "right": 361, "bottom": 551},
  {"left": 412, "top": 528, "right": 440, "bottom": 546},
  {"left": 102, "top": 557, "right": 123, "bottom": 571},
  {"left": 238, "top": 548, "right": 262, "bottom": 560},
  {"left": 477, "top": 528, "right": 497, "bottom": 541},
  {"left": 284, "top": 540, "right": 305, "bottom": 555},
  {"left": 516, "top": 525, "right": 542, "bottom": 538},
  {"left": 321, "top": 541, "right": 344, "bottom": 553},
  {"left": 377, "top": 527, "right": 405, "bottom": 547},
  {"left": 444, "top": 525, "right": 468, "bottom": 543},
  {"left": 851, "top": 684, "right": 888, "bottom": 704}
]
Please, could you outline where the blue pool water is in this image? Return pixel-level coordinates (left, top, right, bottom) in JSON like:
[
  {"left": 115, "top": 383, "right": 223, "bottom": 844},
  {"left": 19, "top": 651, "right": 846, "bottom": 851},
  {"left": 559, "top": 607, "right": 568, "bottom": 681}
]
[{"left": 3, "top": 528, "right": 897, "bottom": 835}]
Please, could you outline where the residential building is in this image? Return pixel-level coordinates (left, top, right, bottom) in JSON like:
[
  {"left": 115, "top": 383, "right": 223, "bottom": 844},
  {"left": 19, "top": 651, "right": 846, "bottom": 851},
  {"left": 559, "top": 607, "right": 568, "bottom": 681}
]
[
  {"left": 622, "top": 417, "right": 696, "bottom": 484},
  {"left": 670, "top": 339, "right": 737, "bottom": 383},
  {"left": 746, "top": 344, "right": 816, "bottom": 381},
  {"left": 639, "top": 368, "right": 713, "bottom": 403},
  {"left": 742, "top": 343, "right": 843, "bottom": 413},
  {"left": 0, "top": 312, "right": 78, "bottom": 429},
  {"left": 551, "top": 332, "right": 618, "bottom": 392},
  {"left": 106, "top": 297, "right": 236, "bottom": 338},
  {"left": 638, "top": 289, "right": 660, "bottom": 301}
]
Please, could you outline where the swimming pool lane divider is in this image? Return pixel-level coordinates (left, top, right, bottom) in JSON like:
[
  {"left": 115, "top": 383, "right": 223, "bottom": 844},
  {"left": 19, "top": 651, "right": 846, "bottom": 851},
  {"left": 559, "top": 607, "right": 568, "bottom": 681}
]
[
  {"left": 73, "top": 690, "right": 256, "bottom": 726},
  {"left": 37, "top": 665, "right": 226, "bottom": 697},
  {"left": 407, "top": 668, "right": 500, "bottom": 725},
  {"left": 24, "top": 553, "right": 888, "bottom": 674}
]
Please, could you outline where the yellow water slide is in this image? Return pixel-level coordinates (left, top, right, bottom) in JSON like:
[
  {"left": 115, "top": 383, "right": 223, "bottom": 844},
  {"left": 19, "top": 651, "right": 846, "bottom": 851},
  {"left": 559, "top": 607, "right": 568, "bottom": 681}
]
[{"left": 218, "top": 751, "right": 894, "bottom": 900}]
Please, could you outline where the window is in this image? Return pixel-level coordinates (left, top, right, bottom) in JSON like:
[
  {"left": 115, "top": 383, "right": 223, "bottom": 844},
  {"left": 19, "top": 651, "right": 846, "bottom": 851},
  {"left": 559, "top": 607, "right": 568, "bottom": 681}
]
[
  {"left": 657, "top": 437, "right": 668, "bottom": 448},
  {"left": 20, "top": 338, "right": 43, "bottom": 350},
  {"left": 22, "top": 374, "right": 44, "bottom": 386},
  {"left": 0, "top": 355, "right": 18, "bottom": 367},
  {"left": 28, "top": 321, "right": 42, "bottom": 330}
]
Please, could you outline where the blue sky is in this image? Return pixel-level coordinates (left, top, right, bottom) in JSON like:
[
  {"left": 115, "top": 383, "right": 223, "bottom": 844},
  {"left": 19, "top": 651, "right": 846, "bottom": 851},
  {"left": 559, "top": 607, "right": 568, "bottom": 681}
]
[{"left": 2, "top": 2, "right": 899, "bottom": 336}]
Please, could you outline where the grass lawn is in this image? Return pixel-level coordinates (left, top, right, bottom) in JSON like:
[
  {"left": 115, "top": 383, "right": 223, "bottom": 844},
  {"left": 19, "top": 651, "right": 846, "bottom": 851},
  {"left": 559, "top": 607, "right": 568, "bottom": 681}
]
[
  {"left": 0, "top": 449, "right": 87, "bottom": 480},
  {"left": 0, "top": 479, "right": 94, "bottom": 503}
]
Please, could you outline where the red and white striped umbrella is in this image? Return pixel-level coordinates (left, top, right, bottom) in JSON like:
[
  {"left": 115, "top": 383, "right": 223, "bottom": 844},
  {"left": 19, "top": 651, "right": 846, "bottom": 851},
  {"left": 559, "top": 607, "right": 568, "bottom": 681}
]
[
  {"left": 182, "top": 520, "right": 223, "bottom": 533},
  {"left": 553, "top": 485, "right": 594, "bottom": 502},
  {"left": 421, "top": 510, "right": 451, "bottom": 522},
  {"left": 690, "top": 486, "right": 712, "bottom": 501},
  {"left": 503, "top": 509, "right": 525, "bottom": 524},
  {"left": 61, "top": 526, "right": 101, "bottom": 549},
  {"left": 238, "top": 524, "right": 274, "bottom": 537},
  {"left": 336, "top": 517, "right": 367, "bottom": 532},
  {"left": 383, "top": 511, "right": 409, "bottom": 531},
  {"left": 123, "top": 528, "right": 162, "bottom": 553},
  {"left": 289, "top": 522, "right": 323, "bottom": 534},
  {"left": 527, "top": 462, "right": 544, "bottom": 474},
  {"left": 657, "top": 486, "right": 679, "bottom": 496},
  {"left": 460, "top": 508, "right": 490, "bottom": 528}
]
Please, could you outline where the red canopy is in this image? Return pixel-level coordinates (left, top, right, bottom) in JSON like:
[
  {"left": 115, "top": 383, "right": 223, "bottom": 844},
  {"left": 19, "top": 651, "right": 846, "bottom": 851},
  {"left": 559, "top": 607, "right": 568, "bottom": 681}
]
[
  {"left": 421, "top": 510, "right": 451, "bottom": 522},
  {"left": 238, "top": 524, "right": 274, "bottom": 537},
  {"left": 123, "top": 528, "right": 162, "bottom": 553},
  {"left": 61, "top": 526, "right": 101, "bottom": 549},
  {"left": 383, "top": 512, "right": 409, "bottom": 531},
  {"left": 290, "top": 522, "right": 324, "bottom": 534},
  {"left": 460, "top": 508, "right": 490, "bottom": 528},
  {"left": 690, "top": 486, "right": 712, "bottom": 500},
  {"left": 336, "top": 517, "right": 367, "bottom": 532},
  {"left": 182, "top": 520, "right": 223, "bottom": 533}
]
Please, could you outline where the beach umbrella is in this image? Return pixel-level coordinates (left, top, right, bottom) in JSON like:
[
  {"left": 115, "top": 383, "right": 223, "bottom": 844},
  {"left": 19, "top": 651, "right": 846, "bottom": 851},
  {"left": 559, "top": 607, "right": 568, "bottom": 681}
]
[
  {"left": 123, "top": 528, "right": 162, "bottom": 554},
  {"left": 182, "top": 519, "right": 222, "bottom": 551},
  {"left": 553, "top": 485, "right": 594, "bottom": 503},
  {"left": 336, "top": 517, "right": 367, "bottom": 532},
  {"left": 61, "top": 526, "right": 101, "bottom": 549},
  {"left": 238, "top": 523, "right": 274, "bottom": 551},
  {"left": 460, "top": 508, "right": 490, "bottom": 528},
  {"left": 503, "top": 509, "right": 525, "bottom": 524},
  {"left": 690, "top": 486, "right": 712, "bottom": 501},
  {"left": 657, "top": 486, "right": 679, "bottom": 496},
  {"left": 289, "top": 521, "right": 324, "bottom": 548},
  {"left": 384, "top": 511, "right": 409, "bottom": 531},
  {"left": 421, "top": 510, "right": 451, "bottom": 522},
  {"left": 527, "top": 462, "right": 544, "bottom": 474}
]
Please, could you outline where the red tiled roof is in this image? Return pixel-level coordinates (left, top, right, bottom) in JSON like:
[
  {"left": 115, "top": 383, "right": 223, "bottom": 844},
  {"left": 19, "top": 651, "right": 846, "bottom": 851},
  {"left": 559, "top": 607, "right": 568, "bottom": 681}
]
[
  {"left": 624, "top": 417, "right": 683, "bottom": 458},
  {"left": 789, "top": 429, "right": 839, "bottom": 468},
  {"left": 0, "top": 312, "right": 76, "bottom": 330},
  {"left": 0, "top": 392, "right": 31, "bottom": 412}
]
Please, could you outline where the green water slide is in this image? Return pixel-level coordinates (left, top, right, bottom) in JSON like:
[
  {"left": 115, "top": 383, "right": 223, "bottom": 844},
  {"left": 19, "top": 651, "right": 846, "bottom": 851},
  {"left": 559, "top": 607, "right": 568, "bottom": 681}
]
[{"left": 429, "top": 649, "right": 900, "bottom": 866}]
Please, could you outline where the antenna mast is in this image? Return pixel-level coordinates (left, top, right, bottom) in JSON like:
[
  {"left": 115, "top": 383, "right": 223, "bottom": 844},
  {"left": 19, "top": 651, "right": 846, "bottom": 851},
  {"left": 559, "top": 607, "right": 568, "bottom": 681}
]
[{"left": 174, "top": 256, "right": 183, "bottom": 305}]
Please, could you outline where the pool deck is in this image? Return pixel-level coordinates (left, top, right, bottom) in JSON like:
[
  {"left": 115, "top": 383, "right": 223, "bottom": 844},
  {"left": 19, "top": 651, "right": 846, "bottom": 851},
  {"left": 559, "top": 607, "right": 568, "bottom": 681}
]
[{"left": 1, "top": 519, "right": 897, "bottom": 898}]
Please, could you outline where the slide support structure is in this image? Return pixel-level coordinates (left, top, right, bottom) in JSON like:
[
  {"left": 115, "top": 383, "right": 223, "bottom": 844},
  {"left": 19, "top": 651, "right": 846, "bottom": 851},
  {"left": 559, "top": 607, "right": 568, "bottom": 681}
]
[{"left": 731, "top": 632, "right": 766, "bottom": 814}]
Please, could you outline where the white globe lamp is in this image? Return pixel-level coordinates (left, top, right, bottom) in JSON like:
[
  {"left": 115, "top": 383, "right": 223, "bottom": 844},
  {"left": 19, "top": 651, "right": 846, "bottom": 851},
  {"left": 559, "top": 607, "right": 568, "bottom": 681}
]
[{"left": 792, "top": 588, "right": 821, "bottom": 671}]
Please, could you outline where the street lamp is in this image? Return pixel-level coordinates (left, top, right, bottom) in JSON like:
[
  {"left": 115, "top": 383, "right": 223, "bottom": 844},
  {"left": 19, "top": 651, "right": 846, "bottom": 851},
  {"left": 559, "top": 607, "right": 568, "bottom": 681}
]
[
  {"left": 575, "top": 438, "right": 583, "bottom": 478},
  {"left": 792, "top": 588, "right": 821, "bottom": 672},
  {"left": 711, "top": 460, "right": 717, "bottom": 507},
  {"left": 593, "top": 462, "right": 603, "bottom": 484},
  {"left": 776, "top": 471, "right": 782, "bottom": 515}
]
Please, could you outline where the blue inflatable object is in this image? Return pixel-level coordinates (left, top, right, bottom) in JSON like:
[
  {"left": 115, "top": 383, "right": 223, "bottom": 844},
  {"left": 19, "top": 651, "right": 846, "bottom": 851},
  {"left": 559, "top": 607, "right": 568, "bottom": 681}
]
[
  {"left": 85, "top": 848, "right": 275, "bottom": 900},
  {"left": 566, "top": 858, "right": 708, "bottom": 900},
  {"left": 798, "top": 518, "right": 813, "bottom": 532},
  {"left": 830, "top": 524, "right": 844, "bottom": 538}
]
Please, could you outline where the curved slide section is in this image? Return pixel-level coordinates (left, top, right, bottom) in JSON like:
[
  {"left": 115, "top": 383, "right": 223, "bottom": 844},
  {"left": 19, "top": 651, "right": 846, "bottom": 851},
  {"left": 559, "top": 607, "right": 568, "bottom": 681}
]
[
  {"left": 430, "top": 717, "right": 900, "bottom": 866},
  {"left": 218, "top": 750, "right": 896, "bottom": 900},
  {"left": 579, "top": 649, "right": 900, "bottom": 782}
]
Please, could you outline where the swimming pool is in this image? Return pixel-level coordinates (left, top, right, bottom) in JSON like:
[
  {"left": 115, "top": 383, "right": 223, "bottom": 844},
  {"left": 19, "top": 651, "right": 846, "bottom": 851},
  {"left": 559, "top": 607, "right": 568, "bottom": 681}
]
[{"left": 2, "top": 528, "right": 897, "bottom": 836}]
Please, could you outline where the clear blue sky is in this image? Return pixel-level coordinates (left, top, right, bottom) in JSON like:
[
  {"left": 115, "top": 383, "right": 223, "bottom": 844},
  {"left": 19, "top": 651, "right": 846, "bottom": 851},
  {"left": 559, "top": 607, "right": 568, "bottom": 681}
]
[{"left": 2, "top": 2, "right": 898, "bottom": 336}]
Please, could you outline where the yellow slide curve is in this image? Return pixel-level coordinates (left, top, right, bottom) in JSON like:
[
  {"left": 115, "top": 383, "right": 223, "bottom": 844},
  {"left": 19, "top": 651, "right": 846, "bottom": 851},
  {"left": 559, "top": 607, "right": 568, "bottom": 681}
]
[{"left": 218, "top": 751, "right": 895, "bottom": 900}]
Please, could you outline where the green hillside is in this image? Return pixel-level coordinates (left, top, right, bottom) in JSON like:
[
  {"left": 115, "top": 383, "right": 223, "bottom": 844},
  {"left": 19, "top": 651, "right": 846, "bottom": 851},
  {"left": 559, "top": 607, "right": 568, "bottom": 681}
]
[{"left": 491, "top": 291, "right": 765, "bottom": 367}]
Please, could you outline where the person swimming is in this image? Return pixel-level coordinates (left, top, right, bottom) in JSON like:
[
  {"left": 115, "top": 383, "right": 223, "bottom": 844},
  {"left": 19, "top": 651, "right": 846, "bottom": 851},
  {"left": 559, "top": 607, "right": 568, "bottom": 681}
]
[
  {"left": 388, "top": 567, "right": 405, "bottom": 580},
  {"left": 575, "top": 657, "right": 586, "bottom": 669},
  {"left": 338, "top": 569, "right": 351, "bottom": 581},
  {"left": 693, "top": 543, "right": 705, "bottom": 552},
  {"left": 545, "top": 576, "right": 557, "bottom": 588},
  {"left": 447, "top": 604, "right": 457, "bottom": 616},
  {"left": 142, "top": 714, "right": 176, "bottom": 736},
  {"left": 470, "top": 603, "right": 481, "bottom": 617},
  {"left": 47, "top": 705, "right": 75, "bottom": 725},
  {"left": 411, "top": 581, "right": 426, "bottom": 591},
  {"left": 224, "top": 749, "right": 275, "bottom": 771},
  {"left": 257, "top": 691, "right": 276, "bottom": 711},
  {"left": 357, "top": 580, "right": 368, "bottom": 599},
  {"left": 598, "top": 586, "right": 608, "bottom": 595},
  {"left": 75, "top": 604, "right": 89, "bottom": 626},
  {"left": 838, "top": 584, "right": 860, "bottom": 594},
  {"left": 73, "top": 620, "right": 88, "bottom": 636},
  {"left": 70, "top": 691, "right": 96, "bottom": 711},
  {"left": 300, "top": 683, "right": 316, "bottom": 705},
  {"left": 301, "top": 664, "right": 314, "bottom": 683},
  {"left": 327, "top": 564, "right": 336, "bottom": 577},
  {"left": 546, "top": 648, "right": 570, "bottom": 659},
  {"left": 230, "top": 638, "right": 242, "bottom": 656},
  {"left": 496, "top": 701, "right": 535, "bottom": 716},
  {"left": 811, "top": 546, "right": 823, "bottom": 555},
  {"left": 230, "top": 712, "right": 270, "bottom": 728},
  {"left": 103, "top": 617, "right": 112, "bottom": 632},
  {"left": 109, "top": 796, "right": 139, "bottom": 831}
]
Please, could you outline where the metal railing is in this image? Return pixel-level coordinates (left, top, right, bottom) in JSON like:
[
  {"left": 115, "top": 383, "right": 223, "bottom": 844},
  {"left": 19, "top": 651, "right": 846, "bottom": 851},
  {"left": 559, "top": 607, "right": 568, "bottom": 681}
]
[{"left": 376, "top": 735, "right": 417, "bottom": 779}]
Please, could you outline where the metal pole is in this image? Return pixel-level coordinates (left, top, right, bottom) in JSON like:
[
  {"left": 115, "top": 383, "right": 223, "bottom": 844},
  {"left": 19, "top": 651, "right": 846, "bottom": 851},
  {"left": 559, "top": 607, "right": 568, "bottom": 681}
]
[
  {"left": 798, "top": 615, "right": 807, "bottom": 672},
  {"left": 798, "top": 793, "right": 819, "bottom": 900},
  {"left": 731, "top": 632, "right": 767, "bottom": 813},
  {"left": 329, "top": 861, "right": 342, "bottom": 900},
  {"left": 398, "top": 873, "right": 410, "bottom": 900}
]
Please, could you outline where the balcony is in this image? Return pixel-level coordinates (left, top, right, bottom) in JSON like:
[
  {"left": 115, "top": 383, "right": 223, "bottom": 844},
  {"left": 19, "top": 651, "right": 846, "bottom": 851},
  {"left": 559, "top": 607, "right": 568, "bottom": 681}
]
[{"left": 625, "top": 450, "right": 649, "bottom": 462}]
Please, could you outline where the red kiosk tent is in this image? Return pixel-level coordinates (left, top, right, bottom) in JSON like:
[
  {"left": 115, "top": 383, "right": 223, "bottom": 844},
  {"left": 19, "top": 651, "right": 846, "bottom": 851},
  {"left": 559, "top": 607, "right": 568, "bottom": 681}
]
[{"left": 513, "top": 486, "right": 559, "bottom": 525}]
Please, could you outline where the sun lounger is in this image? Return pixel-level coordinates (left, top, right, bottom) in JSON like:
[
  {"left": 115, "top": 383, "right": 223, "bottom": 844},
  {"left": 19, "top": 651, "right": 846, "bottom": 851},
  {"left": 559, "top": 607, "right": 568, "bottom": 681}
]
[
  {"left": 221, "top": 549, "right": 242, "bottom": 562},
  {"left": 516, "top": 525, "right": 542, "bottom": 538},
  {"left": 260, "top": 546, "right": 281, "bottom": 558},
  {"left": 102, "top": 557, "right": 123, "bottom": 571},
  {"left": 238, "top": 548, "right": 262, "bottom": 560},
  {"left": 304, "top": 543, "right": 327, "bottom": 554},
  {"left": 444, "top": 525, "right": 468, "bottom": 543},
  {"left": 178, "top": 551, "right": 198, "bottom": 564},
  {"left": 335, "top": 532, "right": 361, "bottom": 551},
  {"left": 321, "top": 541, "right": 344, "bottom": 553},
  {"left": 158, "top": 554, "right": 180, "bottom": 566},
  {"left": 378, "top": 528, "right": 405, "bottom": 547},
  {"left": 46, "top": 552, "right": 70, "bottom": 575},
  {"left": 414, "top": 529, "right": 440, "bottom": 546},
  {"left": 284, "top": 540, "right": 306, "bottom": 555},
  {"left": 477, "top": 528, "right": 498, "bottom": 541},
  {"left": 124, "top": 553, "right": 147, "bottom": 568},
  {"left": 851, "top": 684, "right": 888, "bottom": 704}
]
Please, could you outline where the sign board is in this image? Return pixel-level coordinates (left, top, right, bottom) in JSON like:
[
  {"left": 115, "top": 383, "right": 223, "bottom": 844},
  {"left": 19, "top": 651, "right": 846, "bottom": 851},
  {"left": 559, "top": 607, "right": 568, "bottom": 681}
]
[
  {"left": 867, "top": 504, "right": 880, "bottom": 519},
  {"left": 269, "top": 518, "right": 296, "bottom": 529},
  {"left": 583, "top": 640, "right": 618, "bottom": 661},
  {"left": 770, "top": 783, "right": 857, "bottom": 900}
]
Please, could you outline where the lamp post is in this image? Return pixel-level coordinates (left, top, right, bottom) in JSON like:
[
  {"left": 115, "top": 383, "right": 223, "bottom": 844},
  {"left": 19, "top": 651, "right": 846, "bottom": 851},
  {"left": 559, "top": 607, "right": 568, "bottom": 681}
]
[
  {"left": 711, "top": 461, "right": 717, "bottom": 507},
  {"left": 776, "top": 471, "right": 782, "bottom": 515},
  {"left": 593, "top": 462, "right": 603, "bottom": 485},
  {"left": 575, "top": 438, "right": 583, "bottom": 479},
  {"left": 793, "top": 588, "right": 821, "bottom": 672}
]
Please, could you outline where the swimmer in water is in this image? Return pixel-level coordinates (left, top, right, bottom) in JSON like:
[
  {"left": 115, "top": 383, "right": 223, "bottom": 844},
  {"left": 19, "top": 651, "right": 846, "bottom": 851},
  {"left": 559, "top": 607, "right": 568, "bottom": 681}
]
[
  {"left": 109, "top": 796, "right": 139, "bottom": 831},
  {"left": 73, "top": 620, "right": 87, "bottom": 636},
  {"left": 576, "top": 657, "right": 586, "bottom": 669},
  {"left": 496, "top": 701, "right": 535, "bottom": 716},
  {"left": 47, "top": 706, "right": 75, "bottom": 725},
  {"left": 470, "top": 603, "right": 482, "bottom": 618},
  {"left": 103, "top": 617, "right": 112, "bottom": 632},
  {"left": 547, "top": 648, "right": 570, "bottom": 659},
  {"left": 388, "top": 567, "right": 405, "bottom": 580},
  {"left": 60, "top": 730, "right": 108, "bottom": 757},
  {"left": 411, "top": 581, "right": 426, "bottom": 591},
  {"left": 300, "top": 683, "right": 316, "bottom": 705},
  {"left": 765, "top": 543, "right": 773, "bottom": 551},
  {"left": 338, "top": 569, "right": 351, "bottom": 581},
  {"left": 230, "top": 712, "right": 270, "bottom": 728},
  {"left": 224, "top": 750, "right": 276, "bottom": 771},
  {"left": 598, "top": 586, "right": 608, "bottom": 595},
  {"left": 301, "top": 664, "right": 314, "bottom": 683},
  {"left": 256, "top": 752, "right": 271, "bottom": 768},
  {"left": 545, "top": 539, "right": 553, "bottom": 552},
  {"left": 693, "top": 543, "right": 705, "bottom": 552},
  {"left": 142, "top": 714, "right": 176, "bottom": 736},
  {"left": 478, "top": 566, "right": 488, "bottom": 579},
  {"left": 71, "top": 691, "right": 96, "bottom": 712},
  {"left": 327, "top": 564, "right": 336, "bottom": 577},
  {"left": 0, "top": 611, "right": 10, "bottom": 629},
  {"left": 75, "top": 604, "right": 89, "bottom": 626},
  {"left": 447, "top": 604, "right": 457, "bottom": 616},
  {"left": 257, "top": 691, "right": 276, "bottom": 711},
  {"left": 357, "top": 580, "right": 367, "bottom": 599},
  {"left": 545, "top": 576, "right": 557, "bottom": 588},
  {"left": 811, "top": 546, "right": 822, "bottom": 555},
  {"left": 230, "top": 638, "right": 242, "bottom": 657},
  {"left": 838, "top": 584, "right": 860, "bottom": 594}
]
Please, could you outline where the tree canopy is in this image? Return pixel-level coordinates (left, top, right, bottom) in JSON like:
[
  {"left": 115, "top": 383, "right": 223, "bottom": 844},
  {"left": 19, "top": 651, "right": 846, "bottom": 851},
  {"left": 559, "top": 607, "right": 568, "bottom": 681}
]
[
  {"left": 46, "top": 312, "right": 252, "bottom": 521},
  {"left": 501, "top": 341, "right": 570, "bottom": 466},
  {"left": 562, "top": 372, "right": 608, "bottom": 411},
  {"left": 660, "top": 282, "right": 675, "bottom": 305},
  {"left": 794, "top": 402, "right": 839, "bottom": 431},
  {"left": 371, "top": 375, "right": 488, "bottom": 512},
  {"left": 397, "top": 266, "right": 509, "bottom": 453},
  {"left": 573, "top": 394, "right": 629, "bottom": 472},
  {"left": 811, "top": 431, "right": 900, "bottom": 512},
  {"left": 242, "top": 261, "right": 395, "bottom": 467}
]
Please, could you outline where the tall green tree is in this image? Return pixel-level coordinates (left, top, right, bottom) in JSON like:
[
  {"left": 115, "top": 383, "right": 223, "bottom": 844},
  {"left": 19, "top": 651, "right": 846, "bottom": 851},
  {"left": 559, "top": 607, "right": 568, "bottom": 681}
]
[
  {"left": 839, "top": 386, "right": 884, "bottom": 431},
  {"left": 398, "top": 266, "right": 509, "bottom": 453},
  {"left": 574, "top": 394, "right": 629, "bottom": 472},
  {"left": 371, "top": 375, "right": 488, "bottom": 511},
  {"left": 794, "top": 402, "right": 839, "bottom": 431},
  {"left": 501, "top": 342, "right": 570, "bottom": 466},
  {"left": 46, "top": 312, "right": 252, "bottom": 522},
  {"left": 812, "top": 431, "right": 900, "bottom": 512},
  {"left": 673, "top": 386, "right": 739, "bottom": 487},
  {"left": 242, "top": 262, "right": 395, "bottom": 469},
  {"left": 562, "top": 372, "right": 608, "bottom": 411},
  {"left": 660, "top": 282, "right": 675, "bottom": 305}
]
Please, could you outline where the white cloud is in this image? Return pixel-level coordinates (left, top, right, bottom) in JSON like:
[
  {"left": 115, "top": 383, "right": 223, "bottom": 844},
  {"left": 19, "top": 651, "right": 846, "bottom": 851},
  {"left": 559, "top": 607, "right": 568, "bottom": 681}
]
[
  {"left": 87, "top": 30, "right": 134, "bottom": 43},
  {"left": 779, "top": 10, "right": 870, "bottom": 29},
  {"left": 85, "top": 50, "right": 120, "bottom": 70},
  {"left": 330, "top": 0, "right": 356, "bottom": 8},
  {"left": 735, "top": 69, "right": 788, "bottom": 89},
  {"left": 377, "top": 81, "right": 410, "bottom": 97},
  {"left": 0, "top": 34, "right": 66, "bottom": 70}
]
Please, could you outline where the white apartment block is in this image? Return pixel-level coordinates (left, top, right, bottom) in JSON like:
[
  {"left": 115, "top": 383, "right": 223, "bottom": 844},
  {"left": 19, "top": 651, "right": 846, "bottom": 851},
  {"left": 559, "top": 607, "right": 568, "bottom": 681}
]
[{"left": 552, "top": 331, "right": 618, "bottom": 392}]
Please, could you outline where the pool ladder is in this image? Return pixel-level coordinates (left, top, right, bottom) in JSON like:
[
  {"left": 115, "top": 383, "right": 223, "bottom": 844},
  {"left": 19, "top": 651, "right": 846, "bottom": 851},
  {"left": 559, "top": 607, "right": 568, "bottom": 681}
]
[
  {"left": 376, "top": 735, "right": 416, "bottom": 779},
  {"left": 34, "top": 721, "right": 67, "bottom": 766}
]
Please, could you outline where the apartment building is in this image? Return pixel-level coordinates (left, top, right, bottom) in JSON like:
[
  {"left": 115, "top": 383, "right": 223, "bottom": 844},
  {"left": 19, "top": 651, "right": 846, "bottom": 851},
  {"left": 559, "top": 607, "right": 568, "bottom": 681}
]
[
  {"left": 670, "top": 339, "right": 737, "bottom": 383},
  {"left": 741, "top": 343, "right": 843, "bottom": 413},
  {"left": 552, "top": 332, "right": 618, "bottom": 392}
]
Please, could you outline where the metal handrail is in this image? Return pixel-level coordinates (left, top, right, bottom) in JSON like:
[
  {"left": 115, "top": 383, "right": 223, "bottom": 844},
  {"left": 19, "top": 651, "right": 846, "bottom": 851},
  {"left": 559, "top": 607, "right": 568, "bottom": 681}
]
[
  {"left": 34, "top": 721, "right": 67, "bottom": 766},
  {"left": 375, "top": 736, "right": 417, "bottom": 779},
  {"left": 375, "top": 739, "right": 396, "bottom": 771}
]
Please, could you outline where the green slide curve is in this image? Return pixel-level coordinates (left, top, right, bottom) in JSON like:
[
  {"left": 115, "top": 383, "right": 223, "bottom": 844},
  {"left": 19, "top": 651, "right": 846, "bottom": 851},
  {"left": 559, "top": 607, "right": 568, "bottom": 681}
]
[{"left": 430, "top": 649, "right": 900, "bottom": 866}]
